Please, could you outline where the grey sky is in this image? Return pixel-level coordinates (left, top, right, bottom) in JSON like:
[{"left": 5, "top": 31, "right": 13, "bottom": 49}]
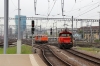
[{"left": 0, "top": 0, "right": 100, "bottom": 28}]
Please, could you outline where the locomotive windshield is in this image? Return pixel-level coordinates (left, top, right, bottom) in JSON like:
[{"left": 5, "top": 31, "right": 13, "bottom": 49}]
[{"left": 60, "top": 33, "right": 72, "bottom": 37}]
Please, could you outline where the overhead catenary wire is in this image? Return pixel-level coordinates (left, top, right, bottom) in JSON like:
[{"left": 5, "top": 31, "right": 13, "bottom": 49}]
[
  {"left": 9, "top": 9, "right": 17, "bottom": 14},
  {"left": 46, "top": 0, "right": 57, "bottom": 29},
  {"left": 73, "top": 1, "right": 99, "bottom": 17},
  {"left": 84, "top": 14, "right": 98, "bottom": 19},
  {"left": 47, "top": 0, "right": 57, "bottom": 16},
  {"left": 68, "top": 0, "right": 83, "bottom": 15},
  {"left": 64, "top": 2, "right": 99, "bottom": 15},
  {"left": 9, "top": 0, "right": 18, "bottom": 14},
  {"left": 73, "top": 0, "right": 100, "bottom": 18},
  {"left": 69, "top": 3, "right": 76, "bottom": 13},
  {"left": 41, "top": 0, "right": 56, "bottom": 17},
  {"left": 41, "top": 0, "right": 58, "bottom": 28},
  {"left": 76, "top": 5, "right": 100, "bottom": 18},
  {"left": 11, "top": 0, "right": 17, "bottom": 9}
]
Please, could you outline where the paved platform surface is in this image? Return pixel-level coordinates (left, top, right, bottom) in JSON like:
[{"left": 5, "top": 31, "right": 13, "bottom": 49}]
[{"left": 0, "top": 54, "right": 47, "bottom": 66}]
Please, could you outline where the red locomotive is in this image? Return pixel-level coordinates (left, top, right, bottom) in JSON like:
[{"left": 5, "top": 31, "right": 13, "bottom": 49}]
[
  {"left": 58, "top": 29, "right": 73, "bottom": 49},
  {"left": 34, "top": 35, "right": 48, "bottom": 44}
]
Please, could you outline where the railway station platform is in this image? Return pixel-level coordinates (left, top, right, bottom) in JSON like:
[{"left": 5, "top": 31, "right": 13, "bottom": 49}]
[{"left": 0, "top": 54, "right": 47, "bottom": 66}]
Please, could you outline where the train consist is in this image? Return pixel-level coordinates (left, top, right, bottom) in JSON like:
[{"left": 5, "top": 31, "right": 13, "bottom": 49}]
[
  {"left": 34, "top": 29, "right": 73, "bottom": 49},
  {"left": 34, "top": 35, "right": 48, "bottom": 44},
  {"left": 58, "top": 29, "right": 73, "bottom": 49}
]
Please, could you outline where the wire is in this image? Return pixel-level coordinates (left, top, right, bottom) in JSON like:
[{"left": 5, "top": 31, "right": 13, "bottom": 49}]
[
  {"left": 41, "top": 0, "right": 54, "bottom": 17},
  {"left": 76, "top": 5, "right": 100, "bottom": 18},
  {"left": 74, "top": 1, "right": 99, "bottom": 16},
  {"left": 9, "top": 0, "right": 18, "bottom": 14},
  {"left": 9, "top": 9, "right": 17, "bottom": 14},
  {"left": 10, "top": 0, "right": 17, "bottom": 9},
  {"left": 45, "top": 0, "right": 57, "bottom": 29},
  {"left": 38, "top": 0, "right": 56, "bottom": 17},
  {"left": 48, "top": 0, "right": 57, "bottom": 16},
  {"left": 70, "top": 3, "right": 76, "bottom": 13},
  {"left": 73, "top": 2, "right": 99, "bottom": 17},
  {"left": 86, "top": 10, "right": 98, "bottom": 18},
  {"left": 64, "top": 2, "right": 99, "bottom": 14}
]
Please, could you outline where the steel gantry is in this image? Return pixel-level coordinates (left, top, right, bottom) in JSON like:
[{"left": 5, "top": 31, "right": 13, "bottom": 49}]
[{"left": 0, "top": 17, "right": 99, "bottom": 22}]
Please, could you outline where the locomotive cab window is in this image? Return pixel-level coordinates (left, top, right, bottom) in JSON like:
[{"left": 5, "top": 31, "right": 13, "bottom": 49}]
[{"left": 60, "top": 34, "right": 72, "bottom": 37}]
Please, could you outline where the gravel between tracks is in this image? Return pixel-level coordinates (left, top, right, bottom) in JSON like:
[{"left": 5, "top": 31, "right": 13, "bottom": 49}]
[
  {"left": 33, "top": 44, "right": 100, "bottom": 66},
  {"left": 72, "top": 47, "right": 100, "bottom": 58},
  {"left": 48, "top": 45, "right": 98, "bottom": 66}
]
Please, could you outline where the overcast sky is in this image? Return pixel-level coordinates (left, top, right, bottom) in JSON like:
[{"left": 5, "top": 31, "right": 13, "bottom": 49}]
[{"left": 0, "top": 0, "right": 100, "bottom": 29}]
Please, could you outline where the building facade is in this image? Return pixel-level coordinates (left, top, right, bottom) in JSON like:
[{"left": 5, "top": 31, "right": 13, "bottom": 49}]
[
  {"left": 78, "top": 26, "right": 99, "bottom": 41},
  {"left": 15, "top": 15, "right": 26, "bottom": 39}
]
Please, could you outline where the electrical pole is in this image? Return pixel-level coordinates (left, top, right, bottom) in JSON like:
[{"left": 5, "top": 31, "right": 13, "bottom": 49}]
[
  {"left": 56, "top": 27, "right": 57, "bottom": 41},
  {"left": 53, "top": 23, "right": 54, "bottom": 37},
  {"left": 31, "top": 29, "right": 33, "bottom": 47},
  {"left": 61, "top": 0, "right": 64, "bottom": 16},
  {"left": 98, "top": 12, "right": 100, "bottom": 40},
  {"left": 4, "top": 0, "right": 9, "bottom": 54},
  {"left": 26, "top": 26, "right": 27, "bottom": 39},
  {"left": 82, "top": 21, "right": 84, "bottom": 39},
  {"left": 17, "top": 0, "right": 21, "bottom": 54},
  {"left": 40, "top": 25, "right": 41, "bottom": 34},
  {"left": 34, "top": 0, "right": 37, "bottom": 15},
  {"left": 36, "top": 20, "right": 38, "bottom": 35},
  {"left": 72, "top": 16, "right": 73, "bottom": 35},
  {"left": 90, "top": 24, "right": 92, "bottom": 43},
  {"left": 76, "top": 21, "right": 77, "bottom": 29},
  {"left": 99, "top": 12, "right": 100, "bottom": 40},
  {"left": 56, "top": 22, "right": 57, "bottom": 40},
  {"left": 99, "top": 19, "right": 100, "bottom": 40}
]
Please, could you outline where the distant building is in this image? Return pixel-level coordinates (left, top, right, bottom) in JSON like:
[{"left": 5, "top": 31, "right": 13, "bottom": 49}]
[
  {"left": 78, "top": 26, "right": 99, "bottom": 41},
  {"left": 15, "top": 15, "right": 26, "bottom": 39}
]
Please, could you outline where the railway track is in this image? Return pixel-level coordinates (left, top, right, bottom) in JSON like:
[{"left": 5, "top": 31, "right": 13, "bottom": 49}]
[
  {"left": 41, "top": 45, "right": 72, "bottom": 66},
  {"left": 66, "top": 49, "right": 100, "bottom": 66}
]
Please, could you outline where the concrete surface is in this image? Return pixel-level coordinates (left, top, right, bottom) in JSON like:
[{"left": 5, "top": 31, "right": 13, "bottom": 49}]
[{"left": 0, "top": 54, "right": 47, "bottom": 66}]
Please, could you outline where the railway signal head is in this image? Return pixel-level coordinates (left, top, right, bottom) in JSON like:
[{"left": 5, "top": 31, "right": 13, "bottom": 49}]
[
  {"left": 31, "top": 20, "right": 35, "bottom": 34},
  {"left": 32, "top": 20, "right": 34, "bottom": 28},
  {"left": 50, "top": 28, "right": 52, "bottom": 35}
]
